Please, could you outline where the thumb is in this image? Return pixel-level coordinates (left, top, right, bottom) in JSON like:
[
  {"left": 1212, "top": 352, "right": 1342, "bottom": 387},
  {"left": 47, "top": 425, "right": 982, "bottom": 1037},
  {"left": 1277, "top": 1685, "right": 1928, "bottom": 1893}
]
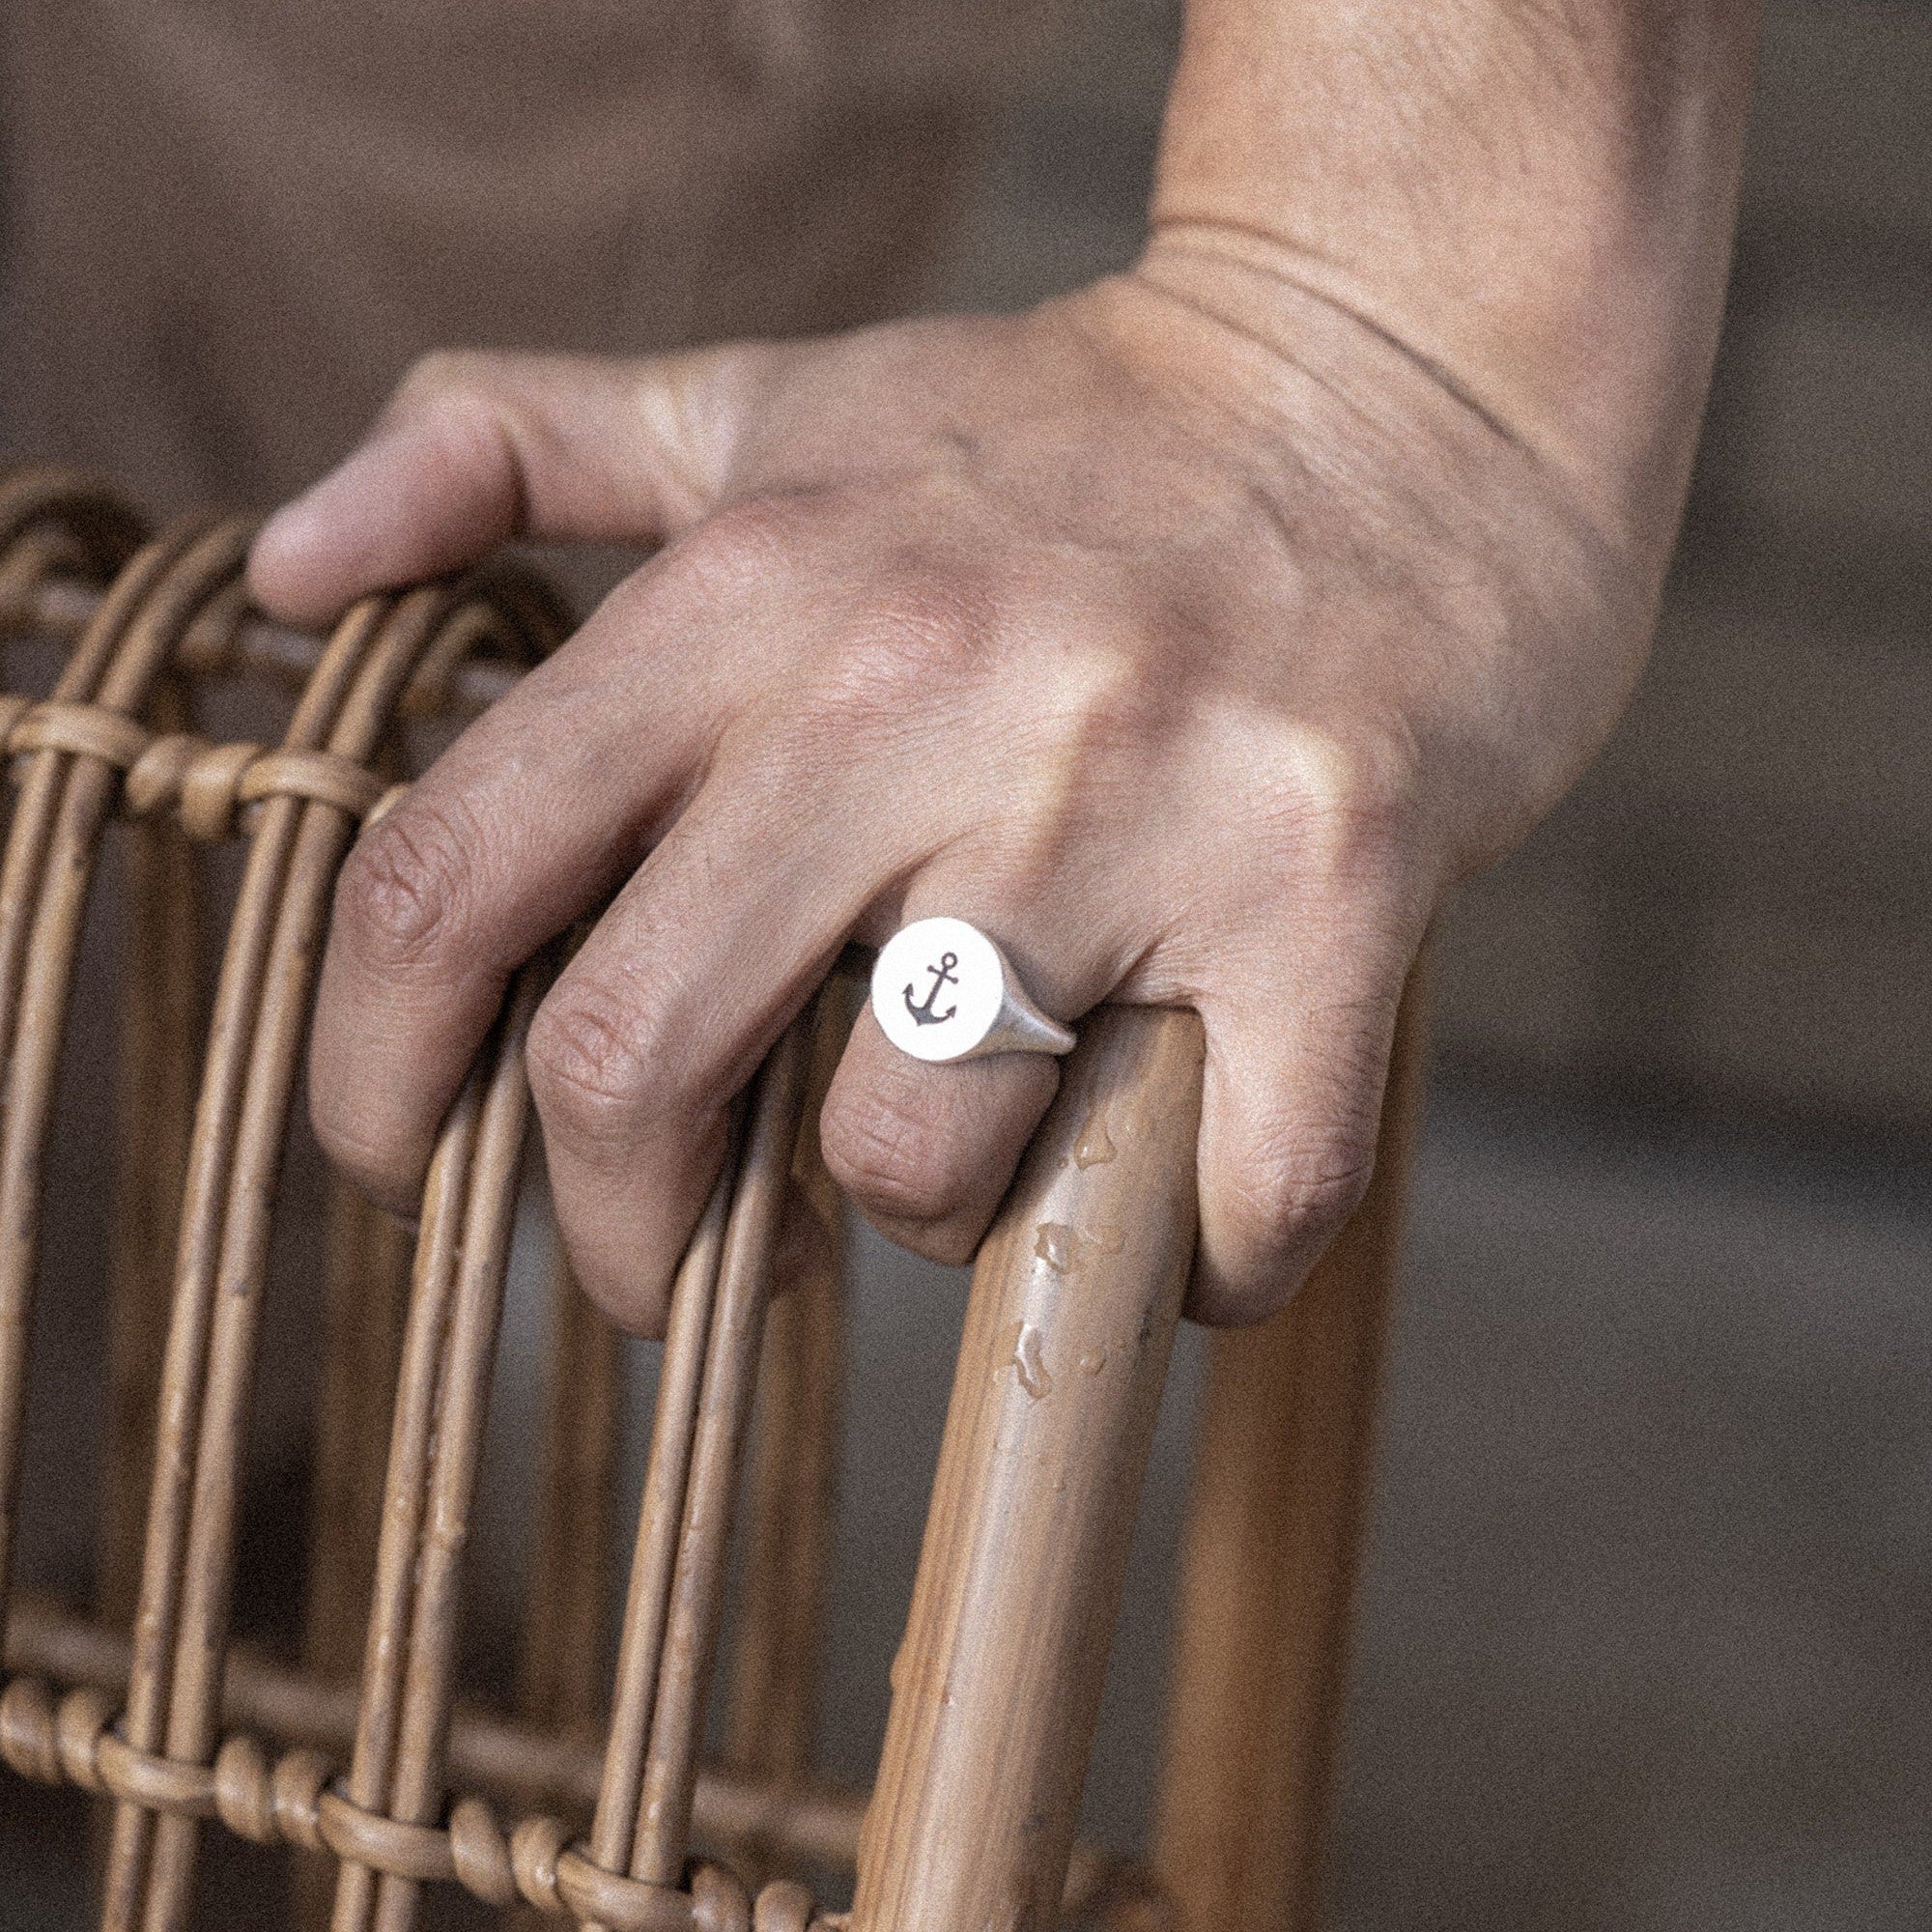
[{"left": 248, "top": 343, "right": 774, "bottom": 626}]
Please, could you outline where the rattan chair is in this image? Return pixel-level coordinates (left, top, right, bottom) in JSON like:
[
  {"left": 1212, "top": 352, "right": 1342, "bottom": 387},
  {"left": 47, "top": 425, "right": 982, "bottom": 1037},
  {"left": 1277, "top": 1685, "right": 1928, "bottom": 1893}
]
[{"left": 0, "top": 469, "right": 1424, "bottom": 1932}]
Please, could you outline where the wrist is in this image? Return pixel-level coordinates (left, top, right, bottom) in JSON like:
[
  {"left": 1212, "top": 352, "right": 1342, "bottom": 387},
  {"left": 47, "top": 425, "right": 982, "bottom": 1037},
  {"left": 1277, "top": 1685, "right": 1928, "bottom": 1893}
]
[
  {"left": 1055, "top": 253, "right": 1656, "bottom": 666},
  {"left": 1132, "top": 205, "right": 1720, "bottom": 568},
  {"left": 1143, "top": 2, "right": 1760, "bottom": 561},
  {"left": 1074, "top": 242, "right": 1638, "bottom": 579}
]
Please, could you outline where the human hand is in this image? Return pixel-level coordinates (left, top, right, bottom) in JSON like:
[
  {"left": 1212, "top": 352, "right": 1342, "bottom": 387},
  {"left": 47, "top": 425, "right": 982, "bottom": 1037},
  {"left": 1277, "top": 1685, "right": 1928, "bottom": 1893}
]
[{"left": 248, "top": 256, "right": 1662, "bottom": 1331}]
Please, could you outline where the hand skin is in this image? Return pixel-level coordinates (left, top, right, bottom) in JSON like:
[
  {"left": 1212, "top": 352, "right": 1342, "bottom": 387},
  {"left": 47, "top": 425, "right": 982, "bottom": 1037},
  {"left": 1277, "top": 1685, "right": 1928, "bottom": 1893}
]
[{"left": 248, "top": 1, "right": 1760, "bottom": 1333}]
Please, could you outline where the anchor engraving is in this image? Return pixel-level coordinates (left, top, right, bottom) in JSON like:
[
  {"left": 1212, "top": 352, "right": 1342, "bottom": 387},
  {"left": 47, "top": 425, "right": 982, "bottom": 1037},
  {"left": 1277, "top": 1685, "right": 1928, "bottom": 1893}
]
[{"left": 904, "top": 952, "right": 960, "bottom": 1027}]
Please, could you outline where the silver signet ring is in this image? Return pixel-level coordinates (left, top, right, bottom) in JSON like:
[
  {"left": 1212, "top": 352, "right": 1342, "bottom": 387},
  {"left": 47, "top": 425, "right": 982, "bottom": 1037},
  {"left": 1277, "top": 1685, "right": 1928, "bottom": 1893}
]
[{"left": 871, "top": 917, "right": 1077, "bottom": 1064}]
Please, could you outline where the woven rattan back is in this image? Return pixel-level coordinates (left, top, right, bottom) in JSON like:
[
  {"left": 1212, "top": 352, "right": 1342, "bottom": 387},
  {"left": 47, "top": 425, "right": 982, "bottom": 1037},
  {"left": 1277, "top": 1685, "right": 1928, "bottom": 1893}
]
[{"left": 0, "top": 471, "right": 1419, "bottom": 1932}]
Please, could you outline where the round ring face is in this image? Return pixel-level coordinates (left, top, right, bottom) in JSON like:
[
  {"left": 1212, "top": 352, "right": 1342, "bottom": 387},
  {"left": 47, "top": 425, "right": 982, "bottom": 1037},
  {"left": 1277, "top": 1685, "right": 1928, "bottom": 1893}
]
[{"left": 871, "top": 917, "right": 1009, "bottom": 1063}]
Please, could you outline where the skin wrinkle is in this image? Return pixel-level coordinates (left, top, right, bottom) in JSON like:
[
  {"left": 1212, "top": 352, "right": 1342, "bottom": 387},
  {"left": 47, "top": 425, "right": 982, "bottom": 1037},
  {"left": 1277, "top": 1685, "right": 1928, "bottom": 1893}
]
[
  {"left": 1086, "top": 271, "right": 1391, "bottom": 476},
  {"left": 1143, "top": 221, "right": 1534, "bottom": 458},
  {"left": 1129, "top": 233, "right": 1625, "bottom": 603},
  {"left": 339, "top": 788, "right": 491, "bottom": 967}
]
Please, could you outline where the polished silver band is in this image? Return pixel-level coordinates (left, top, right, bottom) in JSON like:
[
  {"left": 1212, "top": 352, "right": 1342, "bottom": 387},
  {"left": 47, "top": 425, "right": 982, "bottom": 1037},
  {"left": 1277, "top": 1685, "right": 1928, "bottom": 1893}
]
[{"left": 871, "top": 917, "right": 1077, "bottom": 1065}]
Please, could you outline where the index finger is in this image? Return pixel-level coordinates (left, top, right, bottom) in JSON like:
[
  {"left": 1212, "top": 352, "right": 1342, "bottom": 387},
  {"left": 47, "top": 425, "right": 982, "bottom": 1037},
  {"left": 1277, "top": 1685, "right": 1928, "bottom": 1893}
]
[{"left": 307, "top": 566, "right": 724, "bottom": 1210}]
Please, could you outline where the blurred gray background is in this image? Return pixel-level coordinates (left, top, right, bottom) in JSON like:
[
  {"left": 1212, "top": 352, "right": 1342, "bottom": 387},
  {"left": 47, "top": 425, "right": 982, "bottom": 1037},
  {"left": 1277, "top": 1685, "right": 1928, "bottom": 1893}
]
[{"left": 0, "top": 1, "right": 1928, "bottom": 1927}]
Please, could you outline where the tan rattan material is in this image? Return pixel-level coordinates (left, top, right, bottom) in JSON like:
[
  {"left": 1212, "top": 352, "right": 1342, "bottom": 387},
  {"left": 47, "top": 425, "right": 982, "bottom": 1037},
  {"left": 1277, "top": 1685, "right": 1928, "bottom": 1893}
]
[{"left": 0, "top": 470, "right": 1419, "bottom": 1932}]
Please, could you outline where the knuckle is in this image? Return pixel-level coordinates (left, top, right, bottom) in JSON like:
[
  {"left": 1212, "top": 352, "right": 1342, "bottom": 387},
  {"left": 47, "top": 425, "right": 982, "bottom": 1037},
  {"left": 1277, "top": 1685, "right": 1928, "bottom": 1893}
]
[
  {"left": 820, "top": 1081, "right": 968, "bottom": 1226},
  {"left": 335, "top": 798, "right": 477, "bottom": 968},
  {"left": 1245, "top": 722, "right": 1425, "bottom": 883},
  {"left": 388, "top": 352, "right": 525, "bottom": 475},
  {"left": 1231, "top": 1119, "right": 1378, "bottom": 1259},
  {"left": 647, "top": 497, "right": 804, "bottom": 609},
  {"left": 800, "top": 576, "right": 999, "bottom": 734},
  {"left": 856, "top": 572, "right": 999, "bottom": 669},
  {"left": 1041, "top": 640, "right": 1165, "bottom": 753},
  {"left": 526, "top": 980, "right": 662, "bottom": 1145}
]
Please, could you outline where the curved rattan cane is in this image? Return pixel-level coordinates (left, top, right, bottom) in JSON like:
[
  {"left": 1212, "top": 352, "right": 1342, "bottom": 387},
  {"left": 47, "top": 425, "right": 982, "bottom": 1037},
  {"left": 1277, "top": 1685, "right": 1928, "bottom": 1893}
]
[
  {"left": 106, "top": 583, "right": 531, "bottom": 1932},
  {"left": 0, "top": 471, "right": 1420, "bottom": 1932},
  {"left": 0, "top": 516, "right": 248, "bottom": 1637}
]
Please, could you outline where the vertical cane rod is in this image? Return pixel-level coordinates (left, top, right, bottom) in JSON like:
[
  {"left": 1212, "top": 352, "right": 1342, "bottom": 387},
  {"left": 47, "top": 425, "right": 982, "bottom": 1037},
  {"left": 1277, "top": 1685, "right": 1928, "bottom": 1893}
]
[
  {"left": 368, "top": 966, "right": 546, "bottom": 1932},
  {"left": 101, "top": 674, "right": 204, "bottom": 1630},
  {"left": 629, "top": 1012, "right": 813, "bottom": 1887},
  {"left": 128, "top": 592, "right": 452, "bottom": 1932},
  {"left": 103, "top": 589, "right": 394, "bottom": 1932},
  {"left": 0, "top": 521, "right": 215, "bottom": 1640},
  {"left": 326, "top": 1065, "right": 488, "bottom": 1932},
  {"left": 852, "top": 1006, "right": 1206, "bottom": 1932},
  {"left": 581, "top": 1148, "right": 739, "bottom": 1927},
  {"left": 119, "top": 584, "right": 538, "bottom": 1932}
]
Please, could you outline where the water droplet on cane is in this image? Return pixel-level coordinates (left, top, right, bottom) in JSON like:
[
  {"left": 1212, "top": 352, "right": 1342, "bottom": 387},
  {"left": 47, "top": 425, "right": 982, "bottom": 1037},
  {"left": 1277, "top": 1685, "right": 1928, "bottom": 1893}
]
[
  {"left": 1073, "top": 1111, "right": 1117, "bottom": 1167},
  {"left": 1013, "top": 1323, "right": 1052, "bottom": 1399},
  {"left": 1035, "top": 1223, "right": 1079, "bottom": 1272}
]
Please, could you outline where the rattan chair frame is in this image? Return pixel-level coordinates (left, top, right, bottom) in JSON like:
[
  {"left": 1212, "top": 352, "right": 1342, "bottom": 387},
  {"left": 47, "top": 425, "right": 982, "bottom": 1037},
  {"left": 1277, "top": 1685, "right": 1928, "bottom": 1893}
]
[{"left": 0, "top": 470, "right": 1420, "bottom": 1932}]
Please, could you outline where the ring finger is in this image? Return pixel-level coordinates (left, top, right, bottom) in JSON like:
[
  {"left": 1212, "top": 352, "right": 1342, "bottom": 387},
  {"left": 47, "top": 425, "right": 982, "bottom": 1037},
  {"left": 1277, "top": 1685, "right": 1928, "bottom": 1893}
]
[{"left": 820, "top": 871, "right": 1130, "bottom": 1264}]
